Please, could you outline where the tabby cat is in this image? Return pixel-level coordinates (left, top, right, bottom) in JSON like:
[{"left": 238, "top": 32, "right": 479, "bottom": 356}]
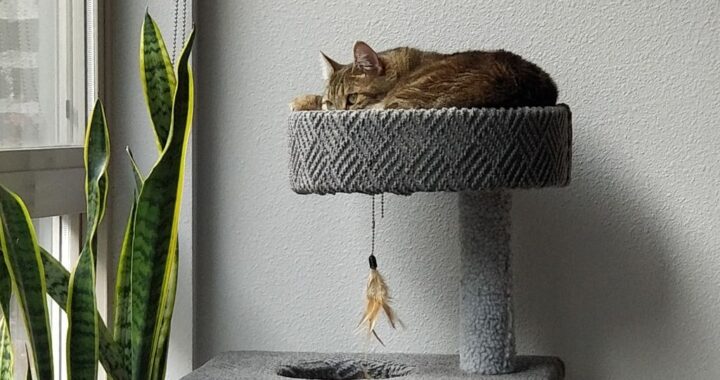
[{"left": 290, "top": 41, "right": 557, "bottom": 111}]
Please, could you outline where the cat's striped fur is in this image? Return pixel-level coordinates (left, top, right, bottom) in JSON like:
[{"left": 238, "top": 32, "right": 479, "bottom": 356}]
[{"left": 290, "top": 41, "right": 557, "bottom": 111}]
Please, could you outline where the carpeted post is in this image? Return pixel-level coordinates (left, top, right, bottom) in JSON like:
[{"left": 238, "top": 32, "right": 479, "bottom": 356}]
[{"left": 459, "top": 190, "right": 514, "bottom": 374}]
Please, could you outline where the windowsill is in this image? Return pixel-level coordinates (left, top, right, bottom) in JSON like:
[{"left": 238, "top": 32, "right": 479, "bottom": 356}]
[
  {"left": 0, "top": 146, "right": 84, "bottom": 173},
  {"left": 0, "top": 147, "right": 85, "bottom": 217}
]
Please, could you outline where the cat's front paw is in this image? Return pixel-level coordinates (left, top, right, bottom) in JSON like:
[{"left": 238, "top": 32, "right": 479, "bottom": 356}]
[{"left": 289, "top": 94, "right": 323, "bottom": 111}]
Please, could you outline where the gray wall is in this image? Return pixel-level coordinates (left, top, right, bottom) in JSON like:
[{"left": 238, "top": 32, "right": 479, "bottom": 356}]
[
  {"left": 195, "top": 1, "right": 720, "bottom": 379},
  {"left": 106, "top": 1, "right": 193, "bottom": 379}
]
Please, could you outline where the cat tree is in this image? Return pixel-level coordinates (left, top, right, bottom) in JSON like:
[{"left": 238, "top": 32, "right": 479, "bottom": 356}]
[{"left": 184, "top": 105, "right": 572, "bottom": 380}]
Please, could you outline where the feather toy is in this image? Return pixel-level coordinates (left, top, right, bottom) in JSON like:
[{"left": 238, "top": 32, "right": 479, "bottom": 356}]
[{"left": 359, "top": 254, "right": 400, "bottom": 345}]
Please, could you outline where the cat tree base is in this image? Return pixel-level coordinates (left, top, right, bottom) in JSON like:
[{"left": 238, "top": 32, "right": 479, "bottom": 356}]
[{"left": 182, "top": 351, "right": 564, "bottom": 380}]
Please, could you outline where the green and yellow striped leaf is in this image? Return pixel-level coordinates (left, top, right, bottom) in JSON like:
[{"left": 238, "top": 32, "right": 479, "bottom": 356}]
[
  {"left": 0, "top": 315, "right": 12, "bottom": 380},
  {"left": 125, "top": 23, "right": 172, "bottom": 373},
  {"left": 83, "top": 100, "right": 110, "bottom": 259},
  {"left": 114, "top": 146, "right": 146, "bottom": 374},
  {"left": 130, "top": 29, "right": 194, "bottom": 380},
  {"left": 0, "top": 253, "right": 10, "bottom": 380},
  {"left": 126, "top": 147, "right": 145, "bottom": 193},
  {"left": 0, "top": 250, "right": 10, "bottom": 325},
  {"left": 149, "top": 252, "right": 177, "bottom": 380},
  {"left": 0, "top": 187, "right": 53, "bottom": 380},
  {"left": 67, "top": 100, "right": 109, "bottom": 380},
  {"left": 40, "top": 251, "right": 68, "bottom": 309},
  {"left": 67, "top": 249, "right": 98, "bottom": 380},
  {"left": 113, "top": 197, "right": 138, "bottom": 374},
  {"left": 25, "top": 354, "right": 30, "bottom": 380},
  {"left": 41, "top": 249, "right": 128, "bottom": 380},
  {"left": 0, "top": 252, "right": 10, "bottom": 380},
  {"left": 140, "top": 12, "right": 177, "bottom": 151}
]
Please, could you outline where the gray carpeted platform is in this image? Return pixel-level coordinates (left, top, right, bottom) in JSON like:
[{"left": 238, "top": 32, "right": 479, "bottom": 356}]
[
  {"left": 182, "top": 351, "right": 564, "bottom": 380},
  {"left": 288, "top": 105, "right": 572, "bottom": 195}
]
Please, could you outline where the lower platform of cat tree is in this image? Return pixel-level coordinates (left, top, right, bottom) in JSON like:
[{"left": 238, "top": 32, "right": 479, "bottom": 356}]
[{"left": 182, "top": 351, "right": 564, "bottom": 380}]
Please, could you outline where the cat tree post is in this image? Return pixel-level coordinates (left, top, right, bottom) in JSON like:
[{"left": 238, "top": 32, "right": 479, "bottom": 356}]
[
  {"left": 183, "top": 106, "right": 572, "bottom": 380},
  {"left": 459, "top": 190, "right": 514, "bottom": 374}
]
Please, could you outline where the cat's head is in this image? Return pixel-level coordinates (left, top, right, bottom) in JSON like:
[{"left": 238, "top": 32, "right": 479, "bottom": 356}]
[{"left": 320, "top": 42, "right": 395, "bottom": 110}]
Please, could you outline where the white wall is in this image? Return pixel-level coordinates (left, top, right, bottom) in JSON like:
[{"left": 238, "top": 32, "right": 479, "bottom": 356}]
[
  {"left": 195, "top": 1, "right": 720, "bottom": 379},
  {"left": 106, "top": 1, "right": 193, "bottom": 379}
]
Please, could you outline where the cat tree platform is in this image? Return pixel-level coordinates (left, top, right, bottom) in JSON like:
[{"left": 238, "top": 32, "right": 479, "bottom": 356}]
[
  {"left": 184, "top": 106, "right": 572, "bottom": 380},
  {"left": 184, "top": 351, "right": 564, "bottom": 379}
]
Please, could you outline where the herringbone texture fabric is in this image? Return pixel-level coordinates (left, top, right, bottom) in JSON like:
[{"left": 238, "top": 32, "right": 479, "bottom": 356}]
[
  {"left": 288, "top": 105, "right": 572, "bottom": 195},
  {"left": 276, "top": 358, "right": 412, "bottom": 379}
]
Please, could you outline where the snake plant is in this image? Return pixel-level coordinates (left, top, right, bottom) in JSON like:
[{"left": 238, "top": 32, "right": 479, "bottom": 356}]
[{"left": 0, "top": 13, "right": 194, "bottom": 380}]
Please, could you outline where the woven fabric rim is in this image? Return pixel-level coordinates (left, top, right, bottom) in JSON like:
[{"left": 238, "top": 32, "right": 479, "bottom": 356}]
[{"left": 288, "top": 105, "right": 572, "bottom": 195}]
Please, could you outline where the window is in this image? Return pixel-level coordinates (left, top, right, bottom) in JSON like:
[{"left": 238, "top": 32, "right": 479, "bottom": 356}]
[
  {"left": 0, "top": 1, "right": 101, "bottom": 379},
  {"left": 0, "top": 0, "right": 92, "bottom": 149},
  {"left": 0, "top": 0, "right": 94, "bottom": 202}
]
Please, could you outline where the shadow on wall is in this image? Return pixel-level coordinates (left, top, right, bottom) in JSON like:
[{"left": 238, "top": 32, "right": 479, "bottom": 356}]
[{"left": 513, "top": 144, "right": 676, "bottom": 379}]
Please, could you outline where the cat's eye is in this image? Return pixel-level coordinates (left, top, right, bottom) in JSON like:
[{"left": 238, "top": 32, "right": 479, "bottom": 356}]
[
  {"left": 346, "top": 93, "right": 358, "bottom": 106},
  {"left": 322, "top": 100, "right": 334, "bottom": 110}
]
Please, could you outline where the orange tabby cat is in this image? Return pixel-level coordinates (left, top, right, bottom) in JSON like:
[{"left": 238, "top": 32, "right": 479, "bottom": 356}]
[{"left": 290, "top": 41, "right": 557, "bottom": 111}]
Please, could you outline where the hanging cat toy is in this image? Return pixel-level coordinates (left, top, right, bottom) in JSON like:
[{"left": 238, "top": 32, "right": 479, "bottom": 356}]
[{"left": 358, "top": 195, "right": 401, "bottom": 345}]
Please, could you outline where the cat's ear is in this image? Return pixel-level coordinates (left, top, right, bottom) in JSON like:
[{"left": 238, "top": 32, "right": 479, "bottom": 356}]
[
  {"left": 320, "top": 52, "right": 342, "bottom": 81},
  {"left": 353, "top": 41, "right": 384, "bottom": 76}
]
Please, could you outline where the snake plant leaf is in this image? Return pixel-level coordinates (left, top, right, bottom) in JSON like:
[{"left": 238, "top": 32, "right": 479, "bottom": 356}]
[
  {"left": 130, "top": 29, "right": 194, "bottom": 380},
  {"left": 140, "top": 12, "right": 177, "bottom": 151},
  {"left": 149, "top": 252, "right": 177, "bottom": 380},
  {"left": 126, "top": 147, "right": 145, "bottom": 193},
  {"left": 0, "top": 315, "right": 12, "bottom": 380},
  {"left": 39, "top": 250, "right": 68, "bottom": 307},
  {"left": 114, "top": 146, "right": 146, "bottom": 373},
  {"left": 67, "top": 249, "right": 98, "bottom": 380},
  {"left": 67, "top": 99, "right": 109, "bottom": 380},
  {"left": 122, "top": 182, "right": 176, "bottom": 380},
  {"left": 147, "top": 30, "right": 194, "bottom": 376},
  {"left": 40, "top": 249, "right": 128, "bottom": 380},
  {"left": 0, "top": 251, "right": 10, "bottom": 324},
  {"left": 25, "top": 354, "right": 30, "bottom": 380},
  {"left": 121, "top": 148, "right": 165, "bottom": 378},
  {"left": 100, "top": 325, "right": 126, "bottom": 380},
  {"left": 83, "top": 100, "right": 110, "bottom": 257},
  {"left": 113, "top": 198, "right": 138, "bottom": 374},
  {"left": 0, "top": 253, "right": 10, "bottom": 380},
  {"left": 0, "top": 186, "right": 53, "bottom": 380}
]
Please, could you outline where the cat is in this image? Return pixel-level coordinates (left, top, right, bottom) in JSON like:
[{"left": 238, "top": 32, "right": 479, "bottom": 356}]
[{"left": 290, "top": 41, "right": 558, "bottom": 111}]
